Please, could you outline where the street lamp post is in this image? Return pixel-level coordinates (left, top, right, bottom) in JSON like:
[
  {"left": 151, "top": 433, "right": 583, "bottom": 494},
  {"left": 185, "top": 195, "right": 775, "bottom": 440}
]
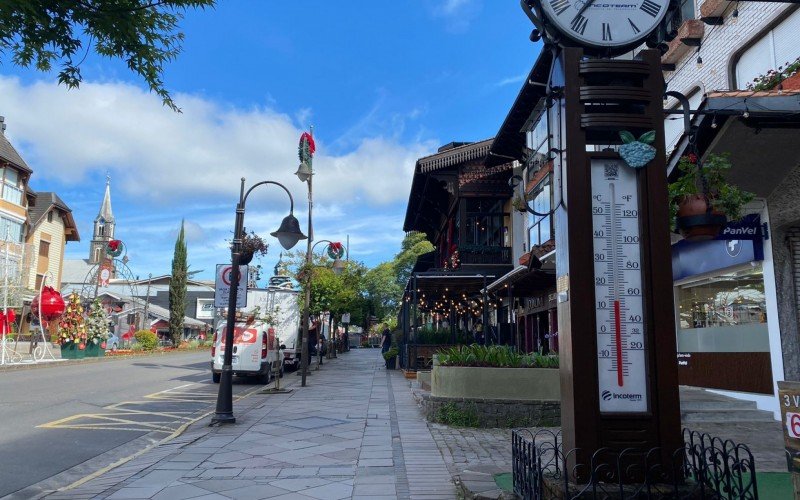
[
  {"left": 296, "top": 130, "right": 315, "bottom": 387},
  {"left": 212, "top": 178, "right": 306, "bottom": 425}
]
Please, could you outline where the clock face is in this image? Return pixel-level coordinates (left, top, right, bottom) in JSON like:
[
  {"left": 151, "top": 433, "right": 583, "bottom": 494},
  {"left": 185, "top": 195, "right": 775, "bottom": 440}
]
[{"left": 541, "top": 0, "right": 669, "bottom": 49}]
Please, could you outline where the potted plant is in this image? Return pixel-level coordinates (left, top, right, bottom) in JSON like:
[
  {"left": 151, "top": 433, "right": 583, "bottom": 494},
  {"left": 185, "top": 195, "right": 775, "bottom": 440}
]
[
  {"left": 237, "top": 227, "right": 269, "bottom": 265},
  {"left": 669, "top": 153, "right": 754, "bottom": 241},
  {"left": 383, "top": 346, "right": 399, "bottom": 369}
]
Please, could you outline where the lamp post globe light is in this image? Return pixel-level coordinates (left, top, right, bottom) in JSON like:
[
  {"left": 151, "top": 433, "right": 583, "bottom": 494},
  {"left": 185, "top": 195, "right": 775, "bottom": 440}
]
[{"left": 212, "top": 178, "right": 306, "bottom": 425}]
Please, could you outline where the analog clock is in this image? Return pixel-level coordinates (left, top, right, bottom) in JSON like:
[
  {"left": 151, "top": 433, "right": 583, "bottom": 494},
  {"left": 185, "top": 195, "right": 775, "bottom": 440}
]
[{"left": 539, "top": 0, "right": 670, "bottom": 49}]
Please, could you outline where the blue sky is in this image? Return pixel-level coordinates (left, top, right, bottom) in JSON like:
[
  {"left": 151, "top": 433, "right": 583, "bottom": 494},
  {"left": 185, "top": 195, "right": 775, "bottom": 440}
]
[{"left": 0, "top": 1, "right": 543, "bottom": 282}]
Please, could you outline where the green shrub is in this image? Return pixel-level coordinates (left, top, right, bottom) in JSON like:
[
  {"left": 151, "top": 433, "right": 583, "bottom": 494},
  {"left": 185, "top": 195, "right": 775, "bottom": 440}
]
[
  {"left": 414, "top": 326, "right": 472, "bottom": 345},
  {"left": 437, "top": 344, "right": 559, "bottom": 368},
  {"left": 188, "top": 339, "right": 200, "bottom": 349},
  {"left": 134, "top": 330, "right": 158, "bottom": 350},
  {"left": 434, "top": 402, "right": 479, "bottom": 427},
  {"left": 382, "top": 346, "right": 399, "bottom": 360}
]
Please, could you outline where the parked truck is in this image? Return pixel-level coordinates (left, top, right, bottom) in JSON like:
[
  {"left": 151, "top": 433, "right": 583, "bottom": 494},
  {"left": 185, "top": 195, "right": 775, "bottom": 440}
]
[{"left": 245, "top": 277, "right": 302, "bottom": 371}]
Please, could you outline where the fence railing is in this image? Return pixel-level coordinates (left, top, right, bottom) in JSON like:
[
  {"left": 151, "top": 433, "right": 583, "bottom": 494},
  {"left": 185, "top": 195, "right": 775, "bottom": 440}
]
[{"left": 512, "top": 428, "right": 758, "bottom": 499}]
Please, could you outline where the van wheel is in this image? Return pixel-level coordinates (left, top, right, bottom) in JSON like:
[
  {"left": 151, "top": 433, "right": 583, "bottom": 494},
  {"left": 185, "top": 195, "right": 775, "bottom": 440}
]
[{"left": 212, "top": 373, "right": 221, "bottom": 383}]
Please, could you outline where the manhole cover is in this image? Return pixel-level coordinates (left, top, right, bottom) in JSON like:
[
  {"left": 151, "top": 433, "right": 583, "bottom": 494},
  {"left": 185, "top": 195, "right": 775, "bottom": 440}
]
[{"left": 282, "top": 416, "right": 348, "bottom": 430}]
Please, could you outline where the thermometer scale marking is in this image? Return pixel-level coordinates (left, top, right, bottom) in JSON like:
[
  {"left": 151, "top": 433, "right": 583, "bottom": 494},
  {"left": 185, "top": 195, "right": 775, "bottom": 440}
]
[{"left": 591, "top": 159, "right": 648, "bottom": 413}]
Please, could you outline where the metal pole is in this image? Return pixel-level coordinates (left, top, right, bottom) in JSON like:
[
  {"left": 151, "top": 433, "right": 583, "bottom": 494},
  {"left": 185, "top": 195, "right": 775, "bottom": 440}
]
[
  {"left": 212, "top": 178, "right": 246, "bottom": 425},
  {"left": 1, "top": 231, "right": 8, "bottom": 365},
  {"left": 300, "top": 136, "right": 314, "bottom": 387},
  {"left": 412, "top": 275, "right": 417, "bottom": 371},
  {"left": 142, "top": 273, "right": 152, "bottom": 330},
  {"left": 482, "top": 275, "right": 488, "bottom": 346}
]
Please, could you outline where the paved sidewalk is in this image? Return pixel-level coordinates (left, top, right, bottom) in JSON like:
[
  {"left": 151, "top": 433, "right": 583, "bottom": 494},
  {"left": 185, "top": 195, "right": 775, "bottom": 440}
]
[{"left": 44, "top": 350, "right": 456, "bottom": 500}]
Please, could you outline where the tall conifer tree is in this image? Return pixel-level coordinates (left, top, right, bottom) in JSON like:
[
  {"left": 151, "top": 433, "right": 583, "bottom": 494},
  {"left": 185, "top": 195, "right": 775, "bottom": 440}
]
[{"left": 169, "top": 221, "right": 188, "bottom": 346}]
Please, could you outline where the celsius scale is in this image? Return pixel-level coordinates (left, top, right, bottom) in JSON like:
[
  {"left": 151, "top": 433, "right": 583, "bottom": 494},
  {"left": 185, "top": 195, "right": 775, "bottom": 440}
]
[{"left": 590, "top": 158, "right": 648, "bottom": 413}]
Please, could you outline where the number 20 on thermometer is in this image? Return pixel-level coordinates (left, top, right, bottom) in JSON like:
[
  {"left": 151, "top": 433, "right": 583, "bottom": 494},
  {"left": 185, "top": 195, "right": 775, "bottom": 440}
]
[{"left": 591, "top": 158, "right": 648, "bottom": 413}]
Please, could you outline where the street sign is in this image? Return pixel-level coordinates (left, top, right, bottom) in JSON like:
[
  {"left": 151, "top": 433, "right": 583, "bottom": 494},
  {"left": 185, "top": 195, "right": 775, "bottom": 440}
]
[
  {"left": 215, "top": 264, "right": 248, "bottom": 309},
  {"left": 342, "top": 313, "right": 350, "bottom": 324}
]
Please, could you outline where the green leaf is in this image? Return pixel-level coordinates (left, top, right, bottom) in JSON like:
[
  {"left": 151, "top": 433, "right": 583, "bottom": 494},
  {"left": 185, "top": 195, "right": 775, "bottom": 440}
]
[
  {"left": 619, "top": 131, "right": 636, "bottom": 144},
  {"left": 638, "top": 131, "right": 656, "bottom": 144}
]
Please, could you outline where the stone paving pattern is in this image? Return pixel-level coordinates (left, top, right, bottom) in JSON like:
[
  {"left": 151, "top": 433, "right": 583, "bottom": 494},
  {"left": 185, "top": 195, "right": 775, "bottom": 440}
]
[
  {"left": 47, "top": 350, "right": 457, "bottom": 500},
  {"left": 39, "top": 349, "right": 788, "bottom": 500}
]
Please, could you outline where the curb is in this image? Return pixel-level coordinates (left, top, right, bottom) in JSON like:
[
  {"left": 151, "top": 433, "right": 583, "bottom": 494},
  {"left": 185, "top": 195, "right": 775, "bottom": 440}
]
[{"left": 0, "top": 348, "right": 211, "bottom": 373}]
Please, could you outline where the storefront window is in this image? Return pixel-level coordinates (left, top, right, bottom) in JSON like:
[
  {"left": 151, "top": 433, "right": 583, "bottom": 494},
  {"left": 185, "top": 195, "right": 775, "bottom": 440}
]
[
  {"left": 527, "top": 174, "right": 554, "bottom": 246},
  {"left": 676, "top": 264, "right": 769, "bottom": 352}
]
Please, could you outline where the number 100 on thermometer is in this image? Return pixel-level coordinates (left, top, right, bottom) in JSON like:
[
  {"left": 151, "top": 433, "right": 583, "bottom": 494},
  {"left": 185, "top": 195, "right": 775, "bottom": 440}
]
[{"left": 591, "top": 158, "right": 648, "bottom": 413}]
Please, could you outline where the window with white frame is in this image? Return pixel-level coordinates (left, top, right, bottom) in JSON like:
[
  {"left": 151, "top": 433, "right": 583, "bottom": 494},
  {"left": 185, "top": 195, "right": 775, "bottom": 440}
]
[
  {"left": 0, "top": 216, "right": 24, "bottom": 243},
  {"left": 735, "top": 9, "right": 800, "bottom": 89},
  {"left": 527, "top": 174, "right": 554, "bottom": 247},
  {"left": 0, "top": 167, "right": 23, "bottom": 206}
]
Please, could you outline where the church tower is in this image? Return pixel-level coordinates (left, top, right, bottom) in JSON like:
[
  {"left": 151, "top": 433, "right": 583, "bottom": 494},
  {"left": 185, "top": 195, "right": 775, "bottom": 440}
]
[{"left": 89, "top": 176, "right": 115, "bottom": 264}]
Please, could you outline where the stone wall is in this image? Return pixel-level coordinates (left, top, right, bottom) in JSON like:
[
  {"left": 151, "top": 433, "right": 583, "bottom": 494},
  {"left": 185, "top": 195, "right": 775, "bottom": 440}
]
[{"left": 419, "top": 393, "right": 560, "bottom": 428}]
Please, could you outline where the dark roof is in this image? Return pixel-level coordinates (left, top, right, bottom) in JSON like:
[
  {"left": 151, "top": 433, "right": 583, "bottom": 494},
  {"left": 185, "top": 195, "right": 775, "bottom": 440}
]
[
  {"left": 0, "top": 132, "right": 32, "bottom": 174},
  {"left": 485, "top": 48, "right": 554, "bottom": 167},
  {"left": 403, "top": 139, "right": 495, "bottom": 236},
  {"left": 27, "top": 190, "right": 80, "bottom": 241}
]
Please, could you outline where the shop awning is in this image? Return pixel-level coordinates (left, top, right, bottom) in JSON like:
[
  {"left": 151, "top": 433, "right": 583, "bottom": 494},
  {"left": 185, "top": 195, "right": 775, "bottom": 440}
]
[
  {"left": 667, "top": 90, "right": 800, "bottom": 199},
  {"left": 485, "top": 265, "right": 556, "bottom": 296},
  {"left": 406, "top": 271, "right": 499, "bottom": 298}
]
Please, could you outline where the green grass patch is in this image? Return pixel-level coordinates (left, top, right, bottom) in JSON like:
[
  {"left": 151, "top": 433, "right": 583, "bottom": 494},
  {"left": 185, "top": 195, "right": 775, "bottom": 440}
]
[
  {"left": 494, "top": 472, "right": 513, "bottom": 492},
  {"left": 434, "top": 402, "right": 479, "bottom": 427},
  {"left": 756, "top": 472, "right": 792, "bottom": 500}
]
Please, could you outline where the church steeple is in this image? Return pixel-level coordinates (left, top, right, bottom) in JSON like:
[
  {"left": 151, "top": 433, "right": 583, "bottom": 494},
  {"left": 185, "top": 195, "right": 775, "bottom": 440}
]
[{"left": 89, "top": 176, "right": 115, "bottom": 263}]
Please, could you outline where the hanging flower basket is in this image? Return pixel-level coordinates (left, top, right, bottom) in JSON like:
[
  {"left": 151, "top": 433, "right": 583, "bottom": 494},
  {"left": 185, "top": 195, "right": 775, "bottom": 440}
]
[
  {"left": 669, "top": 154, "right": 754, "bottom": 242},
  {"left": 675, "top": 194, "right": 728, "bottom": 241},
  {"left": 240, "top": 251, "right": 254, "bottom": 265}
]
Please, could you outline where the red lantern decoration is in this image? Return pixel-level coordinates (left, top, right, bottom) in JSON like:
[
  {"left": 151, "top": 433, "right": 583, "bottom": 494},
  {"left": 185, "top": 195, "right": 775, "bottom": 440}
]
[{"left": 31, "top": 286, "right": 66, "bottom": 321}]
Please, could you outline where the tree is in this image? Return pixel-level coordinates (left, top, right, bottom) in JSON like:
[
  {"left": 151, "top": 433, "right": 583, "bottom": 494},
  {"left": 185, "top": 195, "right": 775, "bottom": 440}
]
[
  {"left": 86, "top": 297, "right": 109, "bottom": 346},
  {"left": 169, "top": 220, "right": 187, "bottom": 346},
  {"left": 0, "top": 0, "right": 214, "bottom": 111},
  {"left": 363, "top": 262, "right": 402, "bottom": 322},
  {"left": 393, "top": 231, "right": 434, "bottom": 288}
]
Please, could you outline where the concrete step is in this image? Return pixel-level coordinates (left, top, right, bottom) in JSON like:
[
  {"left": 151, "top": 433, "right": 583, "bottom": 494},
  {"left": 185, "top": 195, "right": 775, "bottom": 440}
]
[
  {"left": 679, "top": 386, "right": 776, "bottom": 423},
  {"left": 681, "top": 408, "right": 776, "bottom": 423},
  {"left": 680, "top": 399, "right": 756, "bottom": 411}
]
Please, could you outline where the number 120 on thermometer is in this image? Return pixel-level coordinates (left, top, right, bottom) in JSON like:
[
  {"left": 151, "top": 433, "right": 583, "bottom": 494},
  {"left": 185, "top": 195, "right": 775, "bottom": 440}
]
[{"left": 591, "top": 158, "right": 648, "bottom": 413}]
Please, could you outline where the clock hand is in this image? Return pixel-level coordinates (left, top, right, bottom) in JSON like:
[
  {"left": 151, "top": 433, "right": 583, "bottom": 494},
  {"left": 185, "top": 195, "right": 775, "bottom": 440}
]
[{"left": 572, "top": 0, "right": 597, "bottom": 19}]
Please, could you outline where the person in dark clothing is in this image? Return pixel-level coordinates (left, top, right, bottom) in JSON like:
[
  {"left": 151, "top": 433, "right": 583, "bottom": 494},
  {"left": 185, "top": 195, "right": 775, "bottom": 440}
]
[
  {"left": 308, "top": 321, "right": 319, "bottom": 357},
  {"left": 380, "top": 328, "right": 392, "bottom": 367}
]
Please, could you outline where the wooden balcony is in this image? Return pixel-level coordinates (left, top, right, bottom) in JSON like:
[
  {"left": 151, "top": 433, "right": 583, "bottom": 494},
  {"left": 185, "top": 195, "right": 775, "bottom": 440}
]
[{"left": 457, "top": 245, "right": 512, "bottom": 266}]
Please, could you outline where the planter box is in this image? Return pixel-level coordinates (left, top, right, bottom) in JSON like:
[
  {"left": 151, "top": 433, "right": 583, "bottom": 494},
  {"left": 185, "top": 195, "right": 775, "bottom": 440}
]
[
  {"left": 60, "top": 342, "right": 77, "bottom": 359},
  {"left": 85, "top": 343, "right": 105, "bottom": 357},
  {"left": 431, "top": 365, "right": 560, "bottom": 401}
]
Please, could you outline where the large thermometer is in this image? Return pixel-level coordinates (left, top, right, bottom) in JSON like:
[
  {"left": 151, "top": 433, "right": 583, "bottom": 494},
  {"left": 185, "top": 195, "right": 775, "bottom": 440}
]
[{"left": 591, "top": 157, "right": 648, "bottom": 413}]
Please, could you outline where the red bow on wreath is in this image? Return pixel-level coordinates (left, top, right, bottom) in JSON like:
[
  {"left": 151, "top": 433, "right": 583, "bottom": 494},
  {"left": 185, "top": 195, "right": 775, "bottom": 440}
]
[
  {"left": 0, "top": 309, "right": 16, "bottom": 335},
  {"left": 299, "top": 132, "right": 315, "bottom": 156},
  {"left": 108, "top": 240, "right": 121, "bottom": 251}
]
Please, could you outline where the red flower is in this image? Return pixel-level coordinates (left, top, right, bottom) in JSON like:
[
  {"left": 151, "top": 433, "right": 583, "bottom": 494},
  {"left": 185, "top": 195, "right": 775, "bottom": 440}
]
[{"left": 687, "top": 153, "right": 698, "bottom": 164}]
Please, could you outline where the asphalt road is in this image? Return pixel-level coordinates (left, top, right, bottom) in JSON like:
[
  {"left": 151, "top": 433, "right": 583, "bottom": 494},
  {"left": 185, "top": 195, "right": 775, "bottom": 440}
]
[{"left": 0, "top": 351, "right": 261, "bottom": 498}]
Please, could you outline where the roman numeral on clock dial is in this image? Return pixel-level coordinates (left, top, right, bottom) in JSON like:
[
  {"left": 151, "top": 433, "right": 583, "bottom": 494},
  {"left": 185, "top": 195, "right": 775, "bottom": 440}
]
[
  {"left": 640, "top": 0, "right": 660, "bottom": 17},
  {"left": 602, "top": 23, "right": 612, "bottom": 41},
  {"left": 571, "top": 15, "right": 588, "bottom": 35},
  {"left": 550, "top": 0, "right": 571, "bottom": 16}
]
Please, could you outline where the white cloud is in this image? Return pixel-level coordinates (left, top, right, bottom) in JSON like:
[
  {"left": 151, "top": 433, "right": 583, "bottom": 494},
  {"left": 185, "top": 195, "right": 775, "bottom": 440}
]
[
  {"left": 431, "top": 0, "right": 482, "bottom": 33},
  {"left": 495, "top": 72, "right": 527, "bottom": 87},
  {"left": 1, "top": 75, "right": 435, "bottom": 278},
  {"left": 0, "top": 76, "right": 435, "bottom": 208}
]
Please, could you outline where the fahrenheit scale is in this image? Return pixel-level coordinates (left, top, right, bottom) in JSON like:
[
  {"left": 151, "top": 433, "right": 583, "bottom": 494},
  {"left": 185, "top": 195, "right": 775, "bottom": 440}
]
[{"left": 591, "top": 158, "right": 648, "bottom": 413}]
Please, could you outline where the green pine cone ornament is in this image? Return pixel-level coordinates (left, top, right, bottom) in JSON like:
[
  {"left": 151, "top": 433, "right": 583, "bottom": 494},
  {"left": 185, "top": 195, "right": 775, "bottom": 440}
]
[{"left": 619, "top": 131, "right": 656, "bottom": 169}]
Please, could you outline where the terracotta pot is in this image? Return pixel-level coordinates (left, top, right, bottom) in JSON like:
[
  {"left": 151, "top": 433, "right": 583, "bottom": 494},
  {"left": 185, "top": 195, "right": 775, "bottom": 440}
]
[{"left": 675, "top": 195, "right": 727, "bottom": 241}]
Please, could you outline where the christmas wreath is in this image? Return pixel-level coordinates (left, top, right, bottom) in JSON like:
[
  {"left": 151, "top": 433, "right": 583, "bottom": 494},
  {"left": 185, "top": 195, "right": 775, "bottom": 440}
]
[
  {"left": 327, "top": 242, "right": 345, "bottom": 259},
  {"left": 298, "top": 132, "right": 316, "bottom": 163},
  {"left": 106, "top": 239, "right": 124, "bottom": 258}
]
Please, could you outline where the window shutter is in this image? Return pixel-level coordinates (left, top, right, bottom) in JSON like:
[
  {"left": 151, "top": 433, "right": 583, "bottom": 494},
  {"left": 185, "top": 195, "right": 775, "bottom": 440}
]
[{"left": 772, "top": 9, "right": 800, "bottom": 71}]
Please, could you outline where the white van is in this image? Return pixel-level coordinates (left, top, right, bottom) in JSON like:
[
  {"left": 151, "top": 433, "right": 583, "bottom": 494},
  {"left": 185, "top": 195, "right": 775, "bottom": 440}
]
[{"left": 210, "top": 321, "right": 284, "bottom": 384}]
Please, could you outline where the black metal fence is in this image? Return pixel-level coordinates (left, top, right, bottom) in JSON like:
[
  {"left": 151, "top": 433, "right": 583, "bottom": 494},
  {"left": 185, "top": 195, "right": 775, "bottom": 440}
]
[{"left": 512, "top": 428, "right": 758, "bottom": 499}]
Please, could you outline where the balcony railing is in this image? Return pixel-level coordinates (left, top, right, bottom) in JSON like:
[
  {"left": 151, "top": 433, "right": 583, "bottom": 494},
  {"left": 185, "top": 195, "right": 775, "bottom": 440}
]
[{"left": 457, "top": 245, "right": 512, "bottom": 266}]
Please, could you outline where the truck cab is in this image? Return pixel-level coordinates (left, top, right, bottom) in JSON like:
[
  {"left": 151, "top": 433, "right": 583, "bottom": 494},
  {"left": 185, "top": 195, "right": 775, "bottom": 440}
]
[{"left": 210, "top": 320, "right": 283, "bottom": 384}]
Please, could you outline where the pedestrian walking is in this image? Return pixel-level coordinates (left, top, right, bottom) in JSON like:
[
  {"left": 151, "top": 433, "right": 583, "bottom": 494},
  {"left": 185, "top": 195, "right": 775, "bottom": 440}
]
[{"left": 380, "top": 328, "right": 392, "bottom": 368}]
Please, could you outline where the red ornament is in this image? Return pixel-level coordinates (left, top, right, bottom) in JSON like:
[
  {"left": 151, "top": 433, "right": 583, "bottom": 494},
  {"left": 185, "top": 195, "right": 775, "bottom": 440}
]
[
  {"left": 686, "top": 153, "right": 698, "bottom": 164},
  {"left": 108, "top": 240, "right": 121, "bottom": 251},
  {"left": 31, "top": 287, "right": 66, "bottom": 321},
  {"left": 78, "top": 343, "right": 86, "bottom": 350},
  {"left": 100, "top": 341, "right": 107, "bottom": 349}
]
